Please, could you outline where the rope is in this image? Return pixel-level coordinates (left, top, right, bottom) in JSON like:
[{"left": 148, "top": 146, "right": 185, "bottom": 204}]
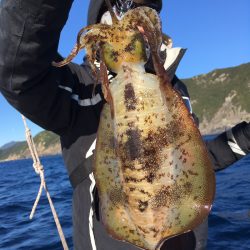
[{"left": 21, "top": 115, "right": 69, "bottom": 250}]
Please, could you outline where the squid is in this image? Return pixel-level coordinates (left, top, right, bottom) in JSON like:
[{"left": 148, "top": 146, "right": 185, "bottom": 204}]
[{"left": 53, "top": 1, "right": 215, "bottom": 249}]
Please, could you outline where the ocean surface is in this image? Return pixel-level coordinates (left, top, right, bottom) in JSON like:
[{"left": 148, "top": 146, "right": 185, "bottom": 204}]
[{"left": 0, "top": 149, "right": 249, "bottom": 249}]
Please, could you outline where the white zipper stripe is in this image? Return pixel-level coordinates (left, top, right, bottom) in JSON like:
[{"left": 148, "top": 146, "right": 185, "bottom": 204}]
[
  {"left": 88, "top": 173, "right": 97, "bottom": 250},
  {"left": 58, "top": 85, "right": 102, "bottom": 106},
  {"left": 86, "top": 139, "right": 97, "bottom": 159}
]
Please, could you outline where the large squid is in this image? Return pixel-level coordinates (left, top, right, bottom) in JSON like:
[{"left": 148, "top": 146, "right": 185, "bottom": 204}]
[{"left": 53, "top": 1, "right": 215, "bottom": 249}]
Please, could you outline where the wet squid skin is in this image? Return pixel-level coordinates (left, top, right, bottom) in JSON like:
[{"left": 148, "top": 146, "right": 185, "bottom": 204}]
[
  {"left": 95, "top": 64, "right": 215, "bottom": 250},
  {"left": 53, "top": 1, "right": 215, "bottom": 249}
]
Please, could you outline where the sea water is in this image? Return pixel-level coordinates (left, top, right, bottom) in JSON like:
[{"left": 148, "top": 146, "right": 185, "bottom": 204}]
[{"left": 0, "top": 153, "right": 249, "bottom": 250}]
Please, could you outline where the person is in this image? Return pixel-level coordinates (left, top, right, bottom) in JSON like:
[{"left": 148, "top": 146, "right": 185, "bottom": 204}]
[{"left": 0, "top": 0, "right": 249, "bottom": 249}]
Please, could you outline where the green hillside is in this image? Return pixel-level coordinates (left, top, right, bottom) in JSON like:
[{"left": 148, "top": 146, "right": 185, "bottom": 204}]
[
  {"left": 33, "top": 130, "right": 59, "bottom": 148},
  {"left": 0, "top": 141, "right": 27, "bottom": 160},
  {"left": 0, "top": 131, "right": 60, "bottom": 161},
  {"left": 182, "top": 62, "right": 250, "bottom": 121}
]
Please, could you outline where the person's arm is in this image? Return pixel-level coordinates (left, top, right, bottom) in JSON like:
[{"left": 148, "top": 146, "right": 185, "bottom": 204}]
[
  {"left": 206, "top": 121, "right": 250, "bottom": 171},
  {"left": 0, "top": 0, "right": 104, "bottom": 136}
]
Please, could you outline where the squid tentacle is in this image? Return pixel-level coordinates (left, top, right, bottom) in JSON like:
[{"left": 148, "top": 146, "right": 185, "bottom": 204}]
[{"left": 52, "top": 24, "right": 110, "bottom": 67}]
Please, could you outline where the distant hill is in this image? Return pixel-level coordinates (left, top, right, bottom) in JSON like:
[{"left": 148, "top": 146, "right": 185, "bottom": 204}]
[
  {"left": 0, "top": 62, "right": 249, "bottom": 162},
  {"left": 0, "top": 131, "right": 60, "bottom": 162},
  {"left": 183, "top": 62, "right": 250, "bottom": 134},
  {"left": 0, "top": 141, "right": 19, "bottom": 150}
]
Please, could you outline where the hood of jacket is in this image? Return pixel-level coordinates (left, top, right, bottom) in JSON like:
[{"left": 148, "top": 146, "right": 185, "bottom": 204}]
[
  {"left": 87, "top": 0, "right": 162, "bottom": 25},
  {"left": 87, "top": 0, "right": 113, "bottom": 25}
]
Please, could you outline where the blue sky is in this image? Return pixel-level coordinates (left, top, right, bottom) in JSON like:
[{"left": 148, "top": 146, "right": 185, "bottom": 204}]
[{"left": 0, "top": 0, "right": 249, "bottom": 147}]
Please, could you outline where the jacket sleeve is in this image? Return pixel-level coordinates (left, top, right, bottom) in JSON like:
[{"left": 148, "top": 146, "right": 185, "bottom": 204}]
[
  {"left": 206, "top": 121, "right": 250, "bottom": 171},
  {"left": 0, "top": 0, "right": 104, "bottom": 136}
]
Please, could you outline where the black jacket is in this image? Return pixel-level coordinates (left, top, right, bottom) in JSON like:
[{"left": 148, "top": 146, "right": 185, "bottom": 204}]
[{"left": 0, "top": 1, "right": 249, "bottom": 250}]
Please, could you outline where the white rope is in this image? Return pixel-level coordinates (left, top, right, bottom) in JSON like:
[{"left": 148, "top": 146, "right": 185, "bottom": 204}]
[{"left": 21, "top": 115, "right": 69, "bottom": 250}]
